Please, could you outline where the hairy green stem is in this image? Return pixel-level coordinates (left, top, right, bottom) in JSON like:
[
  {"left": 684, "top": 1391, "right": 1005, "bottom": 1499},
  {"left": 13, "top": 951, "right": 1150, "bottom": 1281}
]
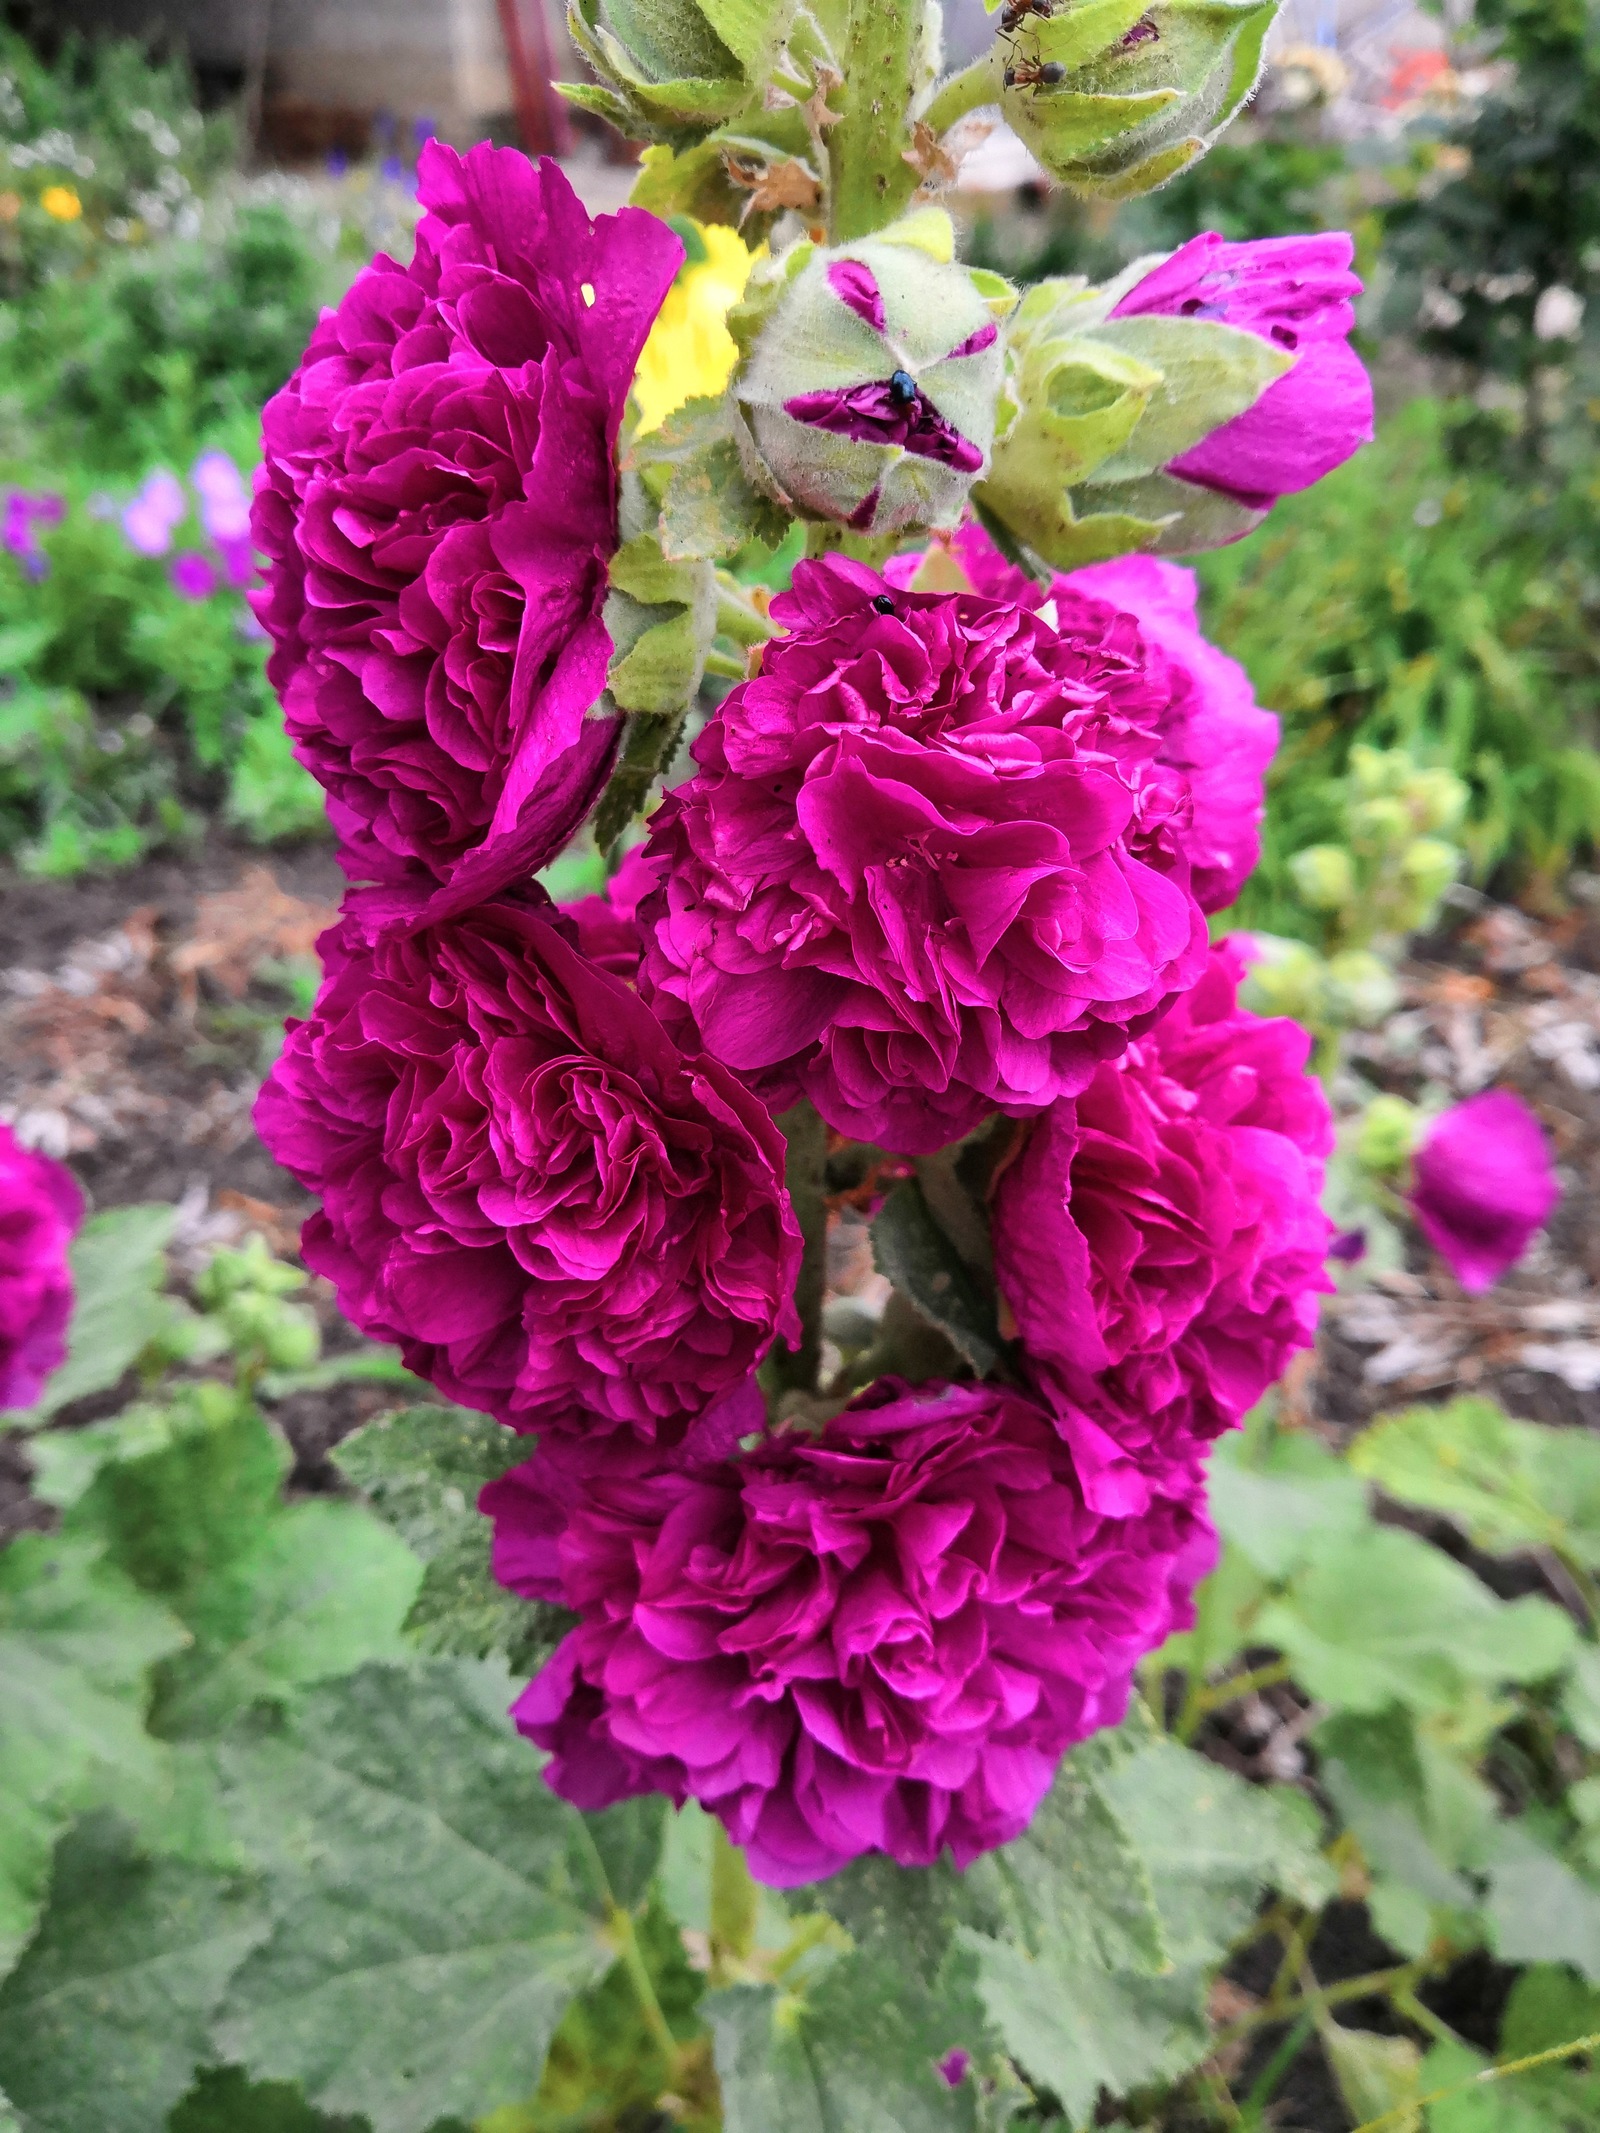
[
  {"left": 609, "top": 1901, "right": 684, "bottom": 2072},
  {"left": 921, "top": 57, "right": 996, "bottom": 141},
  {"left": 1211, "top": 1959, "right": 1440, "bottom": 2059},
  {"left": 1349, "top": 2030, "right": 1600, "bottom": 2133},
  {"left": 827, "top": 0, "right": 925, "bottom": 238}
]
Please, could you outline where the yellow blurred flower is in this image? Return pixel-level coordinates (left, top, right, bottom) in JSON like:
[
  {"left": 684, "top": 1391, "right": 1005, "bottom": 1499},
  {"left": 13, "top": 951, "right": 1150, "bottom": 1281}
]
[
  {"left": 632, "top": 221, "right": 757, "bottom": 435},
  {"left": 40, "top": 186, "right": 83, "bottom": 222}
]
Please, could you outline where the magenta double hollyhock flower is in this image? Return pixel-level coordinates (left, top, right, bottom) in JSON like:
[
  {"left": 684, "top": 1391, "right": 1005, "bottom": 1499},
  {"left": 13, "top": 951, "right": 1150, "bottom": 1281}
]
[
  {"left": 892, "top": 531, "right": 1279, "bottom": 915},
  {"left": 637, "top": 555, "right": 1210, "bottom": 1156},
  {"left": 251, "top": 141, "right": 682, "bottom": 928},
  {"left": 993, "top": 943, "right": 1333, "bottom": 1513},
  {"left": 0, "top": 1124, "right": 82, "bottom": 1412},
  {"left": 1411, "top": 1089, "right": 1559, "bottom": 1293},
  {"left": 253, "top": 899, "right": 801, "bottom": 1438},
  {"left": 486, "top": 1377, "right": 1213, "bottom": 1885},
  {"left": 1109, "top": 232, "right": 1374, "bottom": 510}
]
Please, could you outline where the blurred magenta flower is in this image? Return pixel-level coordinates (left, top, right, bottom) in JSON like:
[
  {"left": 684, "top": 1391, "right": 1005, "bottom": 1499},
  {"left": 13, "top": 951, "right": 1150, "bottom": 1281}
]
[
  {"left": 0, "top": 1122, "right": 82, "bottom": 1412},
  {"left": 122, "top": 469, "right": 187, "bottom": 557},
  {"left": 170, "top": 551, "right": 219, "bottom": 601},
  {"left": 1109, "top": 232, "right": 1374, "bottom": 510},
  {"left": 1411, "top": 1089, "right": 1560, "bottom": 1292},
  {"left": 3, "top": 491, "right": 61, "bottom": 581}
]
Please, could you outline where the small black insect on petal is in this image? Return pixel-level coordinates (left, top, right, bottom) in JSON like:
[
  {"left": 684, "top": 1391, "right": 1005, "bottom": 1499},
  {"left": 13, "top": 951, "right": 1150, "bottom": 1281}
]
[
  {"left": 872, "top": 593, "right": 896, "bottom": 614},
  {"left": 888, "top": 369, "right": 918, "bottom": 406}
]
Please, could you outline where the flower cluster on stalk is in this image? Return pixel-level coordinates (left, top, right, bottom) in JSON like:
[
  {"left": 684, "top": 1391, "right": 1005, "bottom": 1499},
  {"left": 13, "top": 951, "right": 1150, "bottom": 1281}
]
[{"left": 251, "top": 135, "right": 1366, "bottom": 1885}]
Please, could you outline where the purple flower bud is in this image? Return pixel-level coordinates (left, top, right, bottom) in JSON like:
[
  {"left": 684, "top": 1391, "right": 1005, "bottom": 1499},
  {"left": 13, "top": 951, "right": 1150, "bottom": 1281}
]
[
  {"left": 936, "top": 2051, "right": 971, "bottom": 2089},
  {"left": 1110, "top": 233, "right": 1374, "bottom": 509},
  {"left": 1410, "top": 1089, "right": 1559, "bottom": 1292}
]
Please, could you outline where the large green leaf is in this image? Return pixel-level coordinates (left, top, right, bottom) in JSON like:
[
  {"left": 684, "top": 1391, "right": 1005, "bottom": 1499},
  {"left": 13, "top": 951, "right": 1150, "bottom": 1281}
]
[
  {"left": 1207, "top": 1427, "right": 1370, "bottom": 1583},
  {"left": 168, "top": 2065, "right": 371, "bottom": 2132},
  {"left": 1350, "top": 1399, "right": 1600, "bottom": 1570},
  {"left": 333, "top": 1404, "right": 567, "bottom": 1669},
  {"left": 0, "top": 1535, "right": 186, "bottom": 1975},
  {"left": 58, "top": 1398, "right": 420, "bottom": 1739},
  {"left": 870, "top": 1179, "right": 1002, "bottom": 1377},
  {"left": 1253, "top": 1524, "right": 1576, "bottom": 1716},
  {"left": 1484, "top": 1824, "right": 1600, "bottom": 1986},
  {"left": 964, "top": 1729, "right": 1330, "bottom": 2128},
  {"left": 707, "top": 1955, "right": 982, "bottom": 2133},
  {"left": 211, "top": 1661, "right": 616, "bottom": 2133},
  {"left": 0, "top": 1814, "right": 269, "bottom": 2133},
  {"left": 6, "top": 1206, "right": 181, "bottom": 1428}
]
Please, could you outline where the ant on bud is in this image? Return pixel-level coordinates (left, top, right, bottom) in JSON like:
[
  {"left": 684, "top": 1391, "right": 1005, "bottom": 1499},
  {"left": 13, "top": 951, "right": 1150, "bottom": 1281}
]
[
  {"left": 998, "top": 0, "right": 1052, "bottom": 35},
  {"left": 1002, "top": 57, "right": 1066, "bottom": 89}
]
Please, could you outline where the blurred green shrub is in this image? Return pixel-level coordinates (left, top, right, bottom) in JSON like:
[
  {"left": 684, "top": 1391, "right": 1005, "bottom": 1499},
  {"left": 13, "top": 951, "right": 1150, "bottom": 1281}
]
[{"left": 1200, "top": 398, "right": 1600, "bottom": 921}]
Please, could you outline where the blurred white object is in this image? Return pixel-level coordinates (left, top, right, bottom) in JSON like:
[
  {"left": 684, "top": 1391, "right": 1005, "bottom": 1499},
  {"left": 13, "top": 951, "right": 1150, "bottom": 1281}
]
[
  {"left": 1534, "top": 285, "right": 1586, "bottom": 342},
  {"left": 954, "top": 122, "right": 1047, "bottom": 194}
]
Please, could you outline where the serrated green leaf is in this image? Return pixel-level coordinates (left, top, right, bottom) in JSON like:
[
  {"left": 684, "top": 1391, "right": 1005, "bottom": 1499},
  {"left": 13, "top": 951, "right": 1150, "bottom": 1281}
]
[
  {"left": 870, "top": 1180, "right": 1001, "bottom": 1376},
  {"left": 1254, "top": 1524, "right": 1577, "bottom": 1717},
  {"left": 1485, "top": 1964, "right": 1600, "bottom": 2129},
  {"left": 1350, "top": 1400, "right": 1600, "bottom": 1570},
  {"left": 6, "top": 1205, "right": 178, "bottom": 1428},
  {"left": 0, "top": 1813, "right": 270, "bottom": 2133},
  {"left": 661, "top": 436, "right": 789, "bottom": 562},
  {"left": 212, "top": 1661, "right": 615, "bottom": 2133},
  {"left": 1318, "top": 1712, "right": 1491, "bottom": 1953},
  {"left": 1206, "top": 1427, "right": 1370, "bottom": 1583},
  {"left": 0, "top": 1535, "right": 187, "bottom": 1975},
  {"left": 1485, "top": 1825, "right": 1600, "bottom": 1986},
  {"left": 707, "top": 1954, "right": 982, "bottom": 2133},
  {"left": 331, "top": 1404, "right": 561, "bottom": 1667},
  {"left": 1321, "top": 2021, "right": 1422, "bottom": 2133},
  {"left": 1421, "top": 2037, "right": 1557, "bottom": 2133},
  {"left": 60, "top": 1399, "right": 420, "bottom": 1740}
]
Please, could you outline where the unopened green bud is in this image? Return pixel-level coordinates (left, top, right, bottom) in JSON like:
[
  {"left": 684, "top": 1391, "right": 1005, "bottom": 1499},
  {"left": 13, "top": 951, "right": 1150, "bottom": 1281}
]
[
  {"left": 563, "top": 0, "right": 795, "bottom": 139},
  {"left": 992, "top": 0, "right": 1278, "bottom": 201},
  {"left": 1405, "top": 768, "right": 1469, "bottom": 837},
  {"left": 733, "top": 213, "right": 1012, "bottom": 536},
  {"left": 222, "top": 1292, "right": 321, "bottom": 1372},
  {"left": 1356, "top": 1093, "right": 1419, "bottom": 1175},
  {"left": 1347, "top": 795, "right": 1413, "bottom": 856},
  {"left": 1398, "top": 836, "right": 1460, "bottom": 922},
  {"left": 1348, "top": 743, "right": 1402, "bottom": 799},
  {"left": 1236, "top": 935, "right": 1326, "bottom": 1028},
  {"left": 1324, "top": 949, "right": 1400, "bottom": 1027},
  {"left": 975, "top": 272, "right": 1292, "bottom": 567},
  {"left": 1288, "top": 843, "right": 1356, "bottom": 913}
]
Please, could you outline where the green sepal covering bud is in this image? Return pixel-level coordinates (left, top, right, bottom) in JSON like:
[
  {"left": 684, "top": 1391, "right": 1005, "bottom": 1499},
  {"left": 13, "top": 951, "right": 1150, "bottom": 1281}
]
[
  {"left": 732, "top": 213, "right": 1013, "bottom": 536},
  {"left": 1406, "top": 769, "right": 1470, "bottom": 838},
  {"left": 1288, "top": 843, "right": 1356, "bottom": 913},
  {"left": 991, "top": 0, "right": 1279, "bottom": 201},
  {"left": 1356, "top": 1094, "right": 1420, "bottom": 1177},
  {"left": 564, "top": 0, "right": 800, "bottom": 142},
  {"left": 1323, "top": 949, "right": 1400, "bottom": 1028},
  {"left": 974, "top": 275, "right": 1291, "bottom": 568}
]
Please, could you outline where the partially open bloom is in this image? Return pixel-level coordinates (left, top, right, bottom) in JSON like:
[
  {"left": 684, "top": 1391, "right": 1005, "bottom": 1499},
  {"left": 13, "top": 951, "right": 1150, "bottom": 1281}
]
[
  {"left": 489, "top": 1377, "right": 1214, "bottom": 1885},
  {"left": 0, "top": 1124, "right": 82, "bottom": 1413},
  {"left": 894, "top": 532, "right": 1278, "bottom": 915},
  {"left": 638, "top": 555, "right": 1209, "bottom": 1154},
  {"left": 1109, "top": 232, "right": 1374, "bottom": 509},
  {"left": 994, "top": 943, "right": 1333, "bottom": 1511},
  {"left": 253, "top": 898, "right": 801, "bottom": 1437},
  {"left": 1411, "top": 1089, "right": 1559, "bottom": 1293},
  {"left": 251, "top": 141, "right": 682, "bottom": 925}
]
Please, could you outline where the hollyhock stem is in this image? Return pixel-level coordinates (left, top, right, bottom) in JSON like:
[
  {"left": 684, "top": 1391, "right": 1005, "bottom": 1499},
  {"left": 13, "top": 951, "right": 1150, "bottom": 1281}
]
[
  {"left": 921, "top": 58, "right": 993, "bottom": 142},
  {"left": 709, "top": 1823, "right": 760, "bottom": 1983},
  {"left": 610, "top": 1899, "right": 685, "bottom": 2073},
  {"left": 827, "top": 0, "right": 924, "bottom": 239}
]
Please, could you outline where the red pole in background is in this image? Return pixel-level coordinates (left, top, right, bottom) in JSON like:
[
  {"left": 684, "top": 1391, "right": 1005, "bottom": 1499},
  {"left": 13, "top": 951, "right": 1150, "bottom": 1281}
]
[{"left": 496, "top": 0, "right": 573, "bottom": 157}]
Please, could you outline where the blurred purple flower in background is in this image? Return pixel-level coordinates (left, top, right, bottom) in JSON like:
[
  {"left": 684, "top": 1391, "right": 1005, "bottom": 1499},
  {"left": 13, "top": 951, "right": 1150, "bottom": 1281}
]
[
  {"left": 2, "top": 490, "right": 62, "bottom": 581},
  {"left": 191, "top": 449, "right": 258, "bottom": 587},
  {"left": 170, "top": 551, "right": 219, "bottom": 601},
  {"left": 1411, "top": 1088, "right": 1560, "bottom": 1292},
  {"left": 122, "top": 468, "right": 187, "bottom": 557}
]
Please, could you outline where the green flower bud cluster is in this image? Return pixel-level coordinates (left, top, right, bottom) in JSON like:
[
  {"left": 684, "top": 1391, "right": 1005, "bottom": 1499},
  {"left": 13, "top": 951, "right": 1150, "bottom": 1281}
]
[
  {"left": 1240, "top": 937, "right": 1400, "bottom": 1057},
  {"left": 1286, "top": 746, "right": 1469, "bottom": 955},
  {"left": 973, "top": 270, "right": 1292, "bottom": 567},
  {"left": 195, "top": 1233, "right": 321, "bottom": 1376},
  {"left": 1354, "top": 1093, "right": 1420, "bottom": 1177},
  {"left": 990, "top": 0, "right": 1279, "bottom": 200}
]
